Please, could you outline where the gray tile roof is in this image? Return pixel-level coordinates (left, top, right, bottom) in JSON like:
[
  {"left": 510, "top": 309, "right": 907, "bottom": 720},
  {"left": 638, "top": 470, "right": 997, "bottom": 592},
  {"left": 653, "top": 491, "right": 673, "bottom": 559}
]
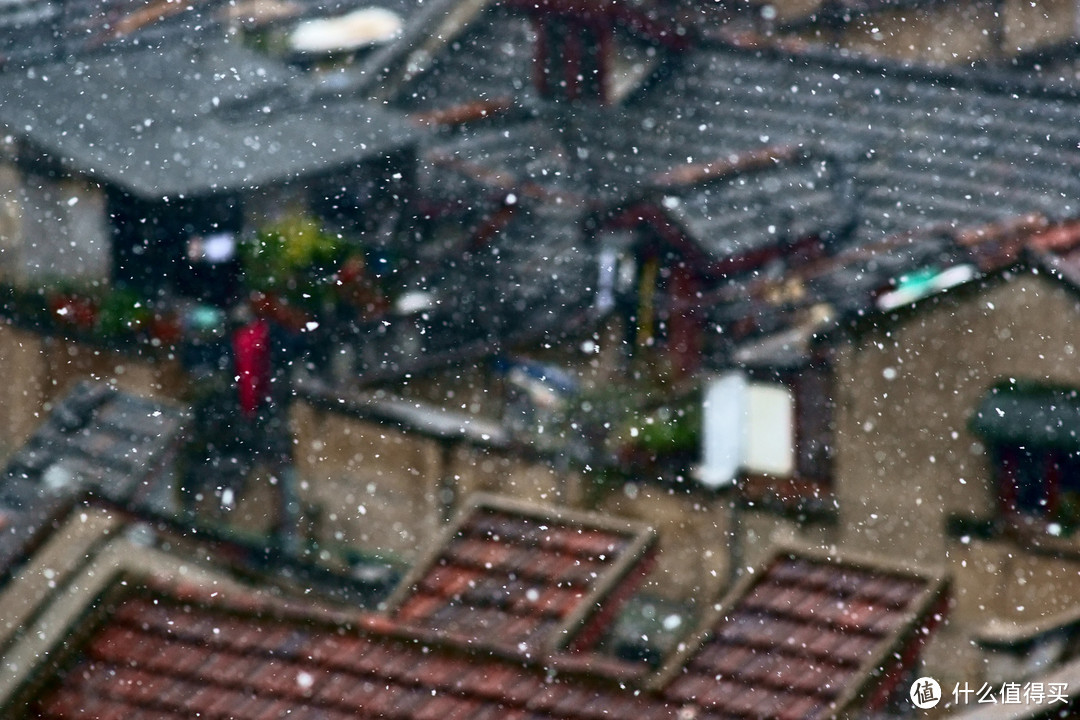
[
  {"left": 4, "top": 381, "right": 187, "bottom": 511},
  {"left": 0, "top": 381, "right": 186, "bottom": 583},
  {"left": 655, "top": 154, "right": 853, "bottom": 259},
  {"left": 388, "top": 6, "right": 536, "bottom": 112},
  {"left": 613, "top": 43, "right": 1080, "bottom": 246},
  {"left": 418, "top": 199, "right": 592, "bottom": 345},
  {"left": 409, "top": 38, "right": 1080, "bottom": 347},
  {"left": 0, "top": 36, "right": 417, "bottom": 198},
  {"left": 0, "top": 476, "right": 73, "bottom": 585},
  {"left": 0, "top": 0, "right": 229, "bottom": 66}
]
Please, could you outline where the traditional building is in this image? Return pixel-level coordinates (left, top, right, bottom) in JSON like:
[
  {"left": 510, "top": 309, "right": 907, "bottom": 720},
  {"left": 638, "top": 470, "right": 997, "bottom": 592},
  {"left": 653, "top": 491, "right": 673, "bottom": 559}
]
[{"left": 0, "top": 492, "right": 947, "bottom": 720}]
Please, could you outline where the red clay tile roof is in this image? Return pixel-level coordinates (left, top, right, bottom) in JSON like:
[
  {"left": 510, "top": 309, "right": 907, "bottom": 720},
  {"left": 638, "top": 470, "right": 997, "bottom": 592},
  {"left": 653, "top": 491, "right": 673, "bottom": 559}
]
[
  {"left": 383, "top": 493, "right": 658, "bottom": 656},
  {"left": 654, "top": 548, "right": 948, "bottom": 720},
  {"left": 6, "top": 500, "right": 946, "bottom": 720},
  {"left": 27, "top": 583, "right": 680, "bottom": 720}
]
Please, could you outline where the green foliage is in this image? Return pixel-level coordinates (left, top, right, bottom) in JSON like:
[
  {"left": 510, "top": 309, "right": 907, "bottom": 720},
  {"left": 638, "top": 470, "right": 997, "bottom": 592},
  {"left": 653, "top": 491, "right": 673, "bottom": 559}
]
[
  {"left": 95, "top": 286, "right": 152, "bottom": 338},
  {"left": 570, "top": 377, "right": 702, "bottom": 456},
  {"left": 242, "top": 214, "right": 343, "bottom": 309},
  {"left": 633, "top": 402, "right": 701, "bottom": 454},
  {"left": 1057, "top": 491, "right": 1080, "bottom": 535}
]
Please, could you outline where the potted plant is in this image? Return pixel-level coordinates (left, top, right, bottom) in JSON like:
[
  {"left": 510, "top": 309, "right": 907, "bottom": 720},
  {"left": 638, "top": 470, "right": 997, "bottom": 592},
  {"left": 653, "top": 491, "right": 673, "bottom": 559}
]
[{"left": 242, "top": 212, "right": 343, "bottom": 315}]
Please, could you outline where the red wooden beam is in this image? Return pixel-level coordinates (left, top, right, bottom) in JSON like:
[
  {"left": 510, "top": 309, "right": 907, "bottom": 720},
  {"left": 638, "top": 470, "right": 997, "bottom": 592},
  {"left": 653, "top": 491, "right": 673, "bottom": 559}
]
[{"left": 410, "top": 97, "right": 514, "bottom": 127}]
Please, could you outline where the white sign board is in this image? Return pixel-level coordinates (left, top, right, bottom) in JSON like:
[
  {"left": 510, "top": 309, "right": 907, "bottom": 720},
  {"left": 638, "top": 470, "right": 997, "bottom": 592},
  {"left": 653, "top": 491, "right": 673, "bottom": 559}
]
[{"left": 699, "top": 372, "right": 795, "bottom": 488}]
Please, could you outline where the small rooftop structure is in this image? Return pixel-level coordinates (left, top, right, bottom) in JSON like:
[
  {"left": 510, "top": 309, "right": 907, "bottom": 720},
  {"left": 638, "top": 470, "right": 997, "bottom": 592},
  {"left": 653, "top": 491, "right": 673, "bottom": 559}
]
[
  {"left": 4, "top": 381, "right": 187, "bottom": 514},
  {"left": 383, "top": 493, "right": 658, "bottom": 657},
  {"left": 655, "top": 546, "right": 949, "bottom": 719}
]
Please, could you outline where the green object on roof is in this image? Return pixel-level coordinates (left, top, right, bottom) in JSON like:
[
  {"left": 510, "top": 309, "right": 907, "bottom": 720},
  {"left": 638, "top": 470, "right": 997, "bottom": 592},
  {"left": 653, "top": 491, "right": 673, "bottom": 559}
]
[
  {"left": 970, "top": 381, "right": 1080, "bottom": 449},
  {"left": 895, "top": 266, "right": 941, "bottom": 293}
]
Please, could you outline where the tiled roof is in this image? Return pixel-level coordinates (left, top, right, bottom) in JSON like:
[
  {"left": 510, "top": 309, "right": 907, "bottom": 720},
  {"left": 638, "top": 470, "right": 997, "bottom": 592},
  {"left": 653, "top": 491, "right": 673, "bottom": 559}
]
[
  {"left": 0, "top": 36, "right": 417, "bottom": 199},
  {"left": 372, "top": 143, "right": 598, "bottom": 378},
  {"left": 413, "top": 37, "right": 1080, "bottom": 280},
  {"left": 0, "top": 477, "right": 74, "bottom": 586},
  {"left": 613, "top": 42, "right": 1080, "bottom": 247},
  {"left": 0, "top": 0, "right": 225, "bottom": 66},
  {"left": 390, "top": 6, "right": 537, "bottom": 113},
  {"left": 4, "top": 381, "right": 187, "bottom": 513},
  {"left": 10, "top": 540, "right": 947, "bottom": 720},
  {"left": 407, "top": 37, "right": 1080, "bottom": 289},
  {"left": 383, "top": 493, "right": 658, "bottom": 656},
  {"left": 709, "top": 214, "right": 1080, "bottom": 365},
  {"left": 22, "top": 580, "right": 679, "bottom": 720},
  {"left": 655, "top": 547, "right": 948, "bottom": 720},
  {"left": 653, "top": 150, "right": 854, "bottom": 262}
]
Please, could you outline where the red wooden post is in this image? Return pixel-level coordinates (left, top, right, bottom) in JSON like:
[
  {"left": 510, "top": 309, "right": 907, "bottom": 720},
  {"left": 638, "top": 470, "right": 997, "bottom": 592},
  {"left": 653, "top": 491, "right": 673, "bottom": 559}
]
[{"left": 533, "top": 17, "right": 550, "bottom": 96}]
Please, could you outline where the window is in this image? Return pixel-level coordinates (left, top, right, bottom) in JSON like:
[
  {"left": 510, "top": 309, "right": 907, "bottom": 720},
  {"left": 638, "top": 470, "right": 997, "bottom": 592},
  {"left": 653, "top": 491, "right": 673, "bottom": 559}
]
[
  {"left": 992, "top": 446, "right": 1080, "bottom": 529},
  {"left": 971, "top": 381, "right": 1080, "bottom": 533},
  {"left": 108, "top": 190, "right": 242, "bottom": 305}
]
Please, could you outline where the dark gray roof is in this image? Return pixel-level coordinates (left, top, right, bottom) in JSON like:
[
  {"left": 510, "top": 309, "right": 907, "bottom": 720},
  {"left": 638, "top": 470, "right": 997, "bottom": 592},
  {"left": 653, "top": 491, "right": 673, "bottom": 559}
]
[
  {"left": 351, "top": 196, "right": 595, "bottom": 381},
  {"left": 0, "top": 476, "right": 73, "bottom": 584},
  {"left": 0, "top": 36, "right": 418, "bottom": 198},
  {"left": 420, "top": 118, "right": 590, "bottom": 199},
  {"left": 4, "top": 381, "right": 187, "bottom": 510},
  {"left": 0, "top": 381, "right": 185, "bottom": 583},
  {"left": 656, "top": 155, "right": 854, "bottom": 258},
  {"left": 411, "top": 39, "right": 1080, "bottom": 325},
  {"left": 971, "top": 381, "right": 1080, "bottom": 450},
  {"left": 412, "top": 38, "right": 1080, "bottom": 265},
  {"left": 0, "top": 0, "right": 229, "bottom": 67},
  {"left": 388, "top": 6, "right": 536, "bottom": 112},
  {"left": 424, "top": 198, "right": 591, "bottom": 339},
  {"left": 419, "top": 117, "right": 855, "bottom": 265},
  {"left": 612, "top": 43, "right": 1080, "bottom": 246}
]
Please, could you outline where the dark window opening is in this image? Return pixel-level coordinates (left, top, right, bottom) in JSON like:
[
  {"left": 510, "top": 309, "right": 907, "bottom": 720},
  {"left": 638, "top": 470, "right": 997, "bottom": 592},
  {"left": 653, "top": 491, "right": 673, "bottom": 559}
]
[
  {"left": 996, "top": 445, "right": 1080, "bottom": 525},
  {"left": 972, "top": 381, "right": 1080, "bottom": 532},
  {"left": 108, "top": 190, "right": 243, "bottom": 306}
]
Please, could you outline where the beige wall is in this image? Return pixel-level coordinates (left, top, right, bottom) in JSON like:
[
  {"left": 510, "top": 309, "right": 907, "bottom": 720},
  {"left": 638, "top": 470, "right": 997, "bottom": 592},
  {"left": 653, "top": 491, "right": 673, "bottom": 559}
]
[
  {"left": 840, "top": 4, "right": 998, "bottom": 65},
  {"left": 289, "top": 395, "right": 744, "bottom": 600},
  {"left": 0, "top": 324, "right": 185, "bottom": 462},
  {"left": 1003, "top": 0, "right": 1078, "bottom": 53},
  {"left": 0, "top": 325, "right": 48, "bottom": 459},
  {"left": 793, "top": 0, "right": 1077, "bottom": 64},
  {"left": 832, "top": 272, "right": 1080, "bottom": 561},
  {"left": 0, "top": 173, "right": 112, "bottom": 290},
  {"left": 768, "top": 0, "right": 826, "bottom": 26},
  {"left": 290, "top": 401, "right": 445, "bottom": 564},
  {"left": 830, "top": 272, "right": 1080, "bottom": 683},
  {"left": 596, "top": 483, "right": 731, "bottom": 603}
]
